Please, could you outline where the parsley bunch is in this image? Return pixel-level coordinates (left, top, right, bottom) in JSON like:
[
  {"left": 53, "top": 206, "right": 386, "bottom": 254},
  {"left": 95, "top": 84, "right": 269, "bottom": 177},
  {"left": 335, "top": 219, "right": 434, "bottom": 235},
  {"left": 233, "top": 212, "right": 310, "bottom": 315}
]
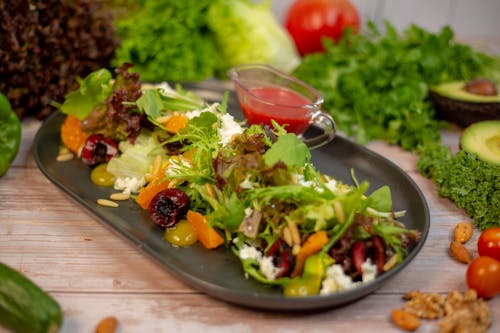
[{"left": 293, "top": 22, "right": 500, "bottom": 151}]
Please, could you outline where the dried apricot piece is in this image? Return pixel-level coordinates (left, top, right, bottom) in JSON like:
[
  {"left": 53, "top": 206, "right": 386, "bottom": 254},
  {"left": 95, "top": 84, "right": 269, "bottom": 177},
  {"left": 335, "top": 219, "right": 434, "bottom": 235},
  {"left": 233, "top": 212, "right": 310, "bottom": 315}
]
[
  {"left": 60, "top": 115, "right": 88, "bottom": 154},
  {"left": 454, "top": 222, "right": 473, "bottom": 244},
  {"left": 391, "top": 309, "right": 421, "bottom": 331},
  {"left": 165, "top": 114, "right": 189, "bottom": 133}
]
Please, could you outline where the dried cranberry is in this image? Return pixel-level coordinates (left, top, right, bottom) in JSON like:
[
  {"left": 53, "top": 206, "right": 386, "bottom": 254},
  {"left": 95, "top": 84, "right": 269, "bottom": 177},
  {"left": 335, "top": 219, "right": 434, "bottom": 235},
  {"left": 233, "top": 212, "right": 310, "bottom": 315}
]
[
  {"left": 266, "top": 239, "right": 295, "bottom": 278},
  {"left": 80, "top": 134, "right": 118, "bottom": 166},
  {"left": 148, "top": 189, "right": 190, "bottom": 228}
]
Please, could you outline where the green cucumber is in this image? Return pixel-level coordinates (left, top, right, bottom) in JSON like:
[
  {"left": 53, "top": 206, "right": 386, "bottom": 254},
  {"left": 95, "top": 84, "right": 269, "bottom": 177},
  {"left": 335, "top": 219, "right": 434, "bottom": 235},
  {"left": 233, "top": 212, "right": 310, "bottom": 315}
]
[{"left": 0, "top": 262, "right": 62, "bottom": 333}]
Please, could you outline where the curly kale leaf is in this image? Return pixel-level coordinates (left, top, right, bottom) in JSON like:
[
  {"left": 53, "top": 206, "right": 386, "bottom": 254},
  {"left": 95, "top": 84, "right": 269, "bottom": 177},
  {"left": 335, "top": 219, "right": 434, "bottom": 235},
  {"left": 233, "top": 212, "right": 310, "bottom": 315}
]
[{"left": 418, "top": 143, "right": 500, "bottom": 230}]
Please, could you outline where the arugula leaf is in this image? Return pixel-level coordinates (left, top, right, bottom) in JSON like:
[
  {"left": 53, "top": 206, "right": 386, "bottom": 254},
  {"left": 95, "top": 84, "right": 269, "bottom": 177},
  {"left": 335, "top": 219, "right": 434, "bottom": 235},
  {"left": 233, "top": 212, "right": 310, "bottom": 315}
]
[
  {"left": 136, "top": 89, "right": 164, "bottom": 125},
  {"left": 60, "top": 69, "right": 113, "bottom": 119},
  {"left": 263, "top": 133, "right": 311, "bottom": 167},
  {"left": 367, "top": 185, "right": 392, "bottom": 212},
  {"left": 208, "top": 192, "right": 245, "bottom": 231}
]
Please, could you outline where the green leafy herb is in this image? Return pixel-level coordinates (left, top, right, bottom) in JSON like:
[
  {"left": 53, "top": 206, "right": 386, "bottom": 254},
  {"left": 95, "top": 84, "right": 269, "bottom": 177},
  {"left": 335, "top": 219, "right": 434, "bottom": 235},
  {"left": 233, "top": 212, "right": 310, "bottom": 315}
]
[
  {"left": 293, "top": 22, "right": 500, "bottom": 151},
  {"left": 417, "top": 143, "right": 500, "bottom": 230},
  {"left": 366, "top": 186, "right": 392, "bottom": 212},
  {"left": 113, "top": 0, "right": 299, "bottom": 81},
  {"left": 59, "top": 69, "right": 113, "bottom": 120},
  {"left": 263, "top": 133, "right": 311, "bottom": 167}
]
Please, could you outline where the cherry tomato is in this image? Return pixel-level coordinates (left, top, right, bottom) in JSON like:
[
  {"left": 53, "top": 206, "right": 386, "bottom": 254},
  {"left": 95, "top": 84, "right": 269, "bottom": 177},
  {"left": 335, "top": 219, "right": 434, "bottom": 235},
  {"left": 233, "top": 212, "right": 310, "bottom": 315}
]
[
  {"left": 477, "top": 227, "right": 500, "bottom": 261},
  {"left": 466, "top": 256, "right": 500, "bottom": 299},
  {"left": 285, "top": 0, "right": 360, "bottom": 56}
]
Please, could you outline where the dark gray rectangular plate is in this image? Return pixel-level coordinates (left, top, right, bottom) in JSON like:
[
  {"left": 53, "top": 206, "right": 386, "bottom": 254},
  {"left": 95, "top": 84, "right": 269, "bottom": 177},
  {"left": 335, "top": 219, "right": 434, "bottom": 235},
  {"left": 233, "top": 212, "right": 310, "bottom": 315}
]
[{"left": 34, "top": 82, "right": 429, "bottom": 311}]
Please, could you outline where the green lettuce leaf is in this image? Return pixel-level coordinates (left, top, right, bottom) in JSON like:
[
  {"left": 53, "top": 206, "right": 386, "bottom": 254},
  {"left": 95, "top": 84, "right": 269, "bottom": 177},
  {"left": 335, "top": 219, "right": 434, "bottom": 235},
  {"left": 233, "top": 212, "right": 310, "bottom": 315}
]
[{"left": 60, "top": 69, "right": 113, "bottom": 120}]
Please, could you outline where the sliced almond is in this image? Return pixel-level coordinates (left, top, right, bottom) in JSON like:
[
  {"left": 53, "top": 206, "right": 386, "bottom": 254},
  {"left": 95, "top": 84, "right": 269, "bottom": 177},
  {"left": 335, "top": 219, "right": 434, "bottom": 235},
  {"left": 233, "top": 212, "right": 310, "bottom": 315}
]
[
  {"left": 454, "top": 221, "right": 473, "bottom": 243},
  {"left": 450, "top": 240, "right": 472, "bottom": 264}
]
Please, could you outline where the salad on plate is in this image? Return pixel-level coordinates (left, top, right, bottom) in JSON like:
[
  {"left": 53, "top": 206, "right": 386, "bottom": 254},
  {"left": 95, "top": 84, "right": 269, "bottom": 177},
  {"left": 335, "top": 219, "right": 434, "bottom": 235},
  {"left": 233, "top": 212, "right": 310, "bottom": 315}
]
[{"left": 56, "top": 63, "right": 421, "bottom": 297}]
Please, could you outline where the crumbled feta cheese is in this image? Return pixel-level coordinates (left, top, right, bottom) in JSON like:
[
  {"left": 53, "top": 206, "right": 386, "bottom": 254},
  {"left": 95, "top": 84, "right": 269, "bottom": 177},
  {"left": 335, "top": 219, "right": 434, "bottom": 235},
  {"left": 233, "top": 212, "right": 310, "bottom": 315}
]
[
  {"left": 259, "top": 256, "right": 280, "bottom": 280},
  {"left": 361, "top": 259, "right": 378, "bottom": 283},
  {"left": 237, "top": 244, "right": 280, "bottom": 281},
  {"left": 218, "top": 113, "right": 243, "bottom": 145},
  {"left": 238, "top": 245, "right": 262, "bottom": 261},
  {"left": 185, "top": 110, "right": 203, "bottom": 119},
  {"left": 324, "top": 177, "right": 351, "bottom": 195},
  {"left": 294, "top": 174, "right": 315, "bottom": 188},
  {"left": 320, "top": 264, "right": 358, "bottom": 295},
  {"left": 244, "top": 207, "right": 253, "bottom": 218},
  {"left": 114, "top": 176, "right": 145, "bottom": 194},
  {"left": 320, "top": 259, "right": 379, "bottom": 295}
]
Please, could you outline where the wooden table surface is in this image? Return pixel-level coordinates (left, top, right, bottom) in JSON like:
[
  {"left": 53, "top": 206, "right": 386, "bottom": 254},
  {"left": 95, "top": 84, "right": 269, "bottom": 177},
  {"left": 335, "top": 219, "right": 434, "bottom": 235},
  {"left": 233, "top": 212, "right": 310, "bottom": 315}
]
[{"left": 1, "top": 115, "right": 498, "bottom": 333}]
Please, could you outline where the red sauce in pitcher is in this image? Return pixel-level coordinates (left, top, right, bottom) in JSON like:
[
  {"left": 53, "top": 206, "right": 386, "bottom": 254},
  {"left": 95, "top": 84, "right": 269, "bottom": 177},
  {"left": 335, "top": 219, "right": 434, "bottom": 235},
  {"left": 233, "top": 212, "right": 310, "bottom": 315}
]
[{"left": 238, "top": 86, "right": 313, "bottom": 134}]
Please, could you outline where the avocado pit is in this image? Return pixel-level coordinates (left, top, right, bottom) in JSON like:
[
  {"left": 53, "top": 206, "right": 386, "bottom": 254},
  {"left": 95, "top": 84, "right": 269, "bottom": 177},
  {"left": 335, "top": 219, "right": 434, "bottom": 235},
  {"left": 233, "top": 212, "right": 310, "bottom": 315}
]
[
  {"left": 429, "top": 79, "right": 500, "bottom": 127},
  {"left": 464, "top": 78, "right": 498, "bottom": 96}
]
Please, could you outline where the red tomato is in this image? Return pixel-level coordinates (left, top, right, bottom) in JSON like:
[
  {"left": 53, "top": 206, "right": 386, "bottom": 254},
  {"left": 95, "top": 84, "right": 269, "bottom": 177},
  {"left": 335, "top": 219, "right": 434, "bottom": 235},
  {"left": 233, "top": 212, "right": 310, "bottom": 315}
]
[
  {"left": 477, "top": 227, "right": 500, "bottom": 261},
  {"left": 466, "top": 256, "right": 500, "bottom": 298},
  {"left": 285, "top": 0, "right": 360, "bottom": 56}
]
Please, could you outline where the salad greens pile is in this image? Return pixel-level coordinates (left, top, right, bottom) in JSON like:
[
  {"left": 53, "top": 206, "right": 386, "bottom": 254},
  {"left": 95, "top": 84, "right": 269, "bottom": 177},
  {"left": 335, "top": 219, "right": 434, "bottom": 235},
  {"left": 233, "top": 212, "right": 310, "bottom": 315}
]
[
  {"left": 293, "top": 22, "right": 500, "bottom": 151},
  {"left": 58, "top": 65, "right": 422, "bottom": 297},
  {"left": 112, "top": 0, "right": 299, "bottom": 82},
  {"left": 417, "top": 143, "right": 500, "bottom": 230}
]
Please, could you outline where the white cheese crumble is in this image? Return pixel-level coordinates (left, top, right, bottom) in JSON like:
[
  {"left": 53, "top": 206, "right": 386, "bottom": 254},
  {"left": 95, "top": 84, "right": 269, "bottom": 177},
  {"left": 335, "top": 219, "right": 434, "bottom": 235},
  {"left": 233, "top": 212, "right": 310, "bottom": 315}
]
[
  {"left": 218, "top": 113, "right": 244, "bottom": 145},
  {"left": 238, "top": 244, "right": 262, "bottom": 261},
  {"left": 324, "top": 176, "right": 351, "bottom": 195},
  {"left": 320, "top": 264, "right": 358, "bottom": 295},
  {"left": 237, "top": 244, "right": 280, "bottom": 280},
  {"left": 259, "top": 256, "right": 281, "bottom": 280},
  {"left": 114, "top": 176, "right": 145, "bottom": 194},
  {"left": 320, "top": 259, "right": 378, "bottom": 296},
  {"left": 361, "top": 259, "right": 378, "bottom": 283}
]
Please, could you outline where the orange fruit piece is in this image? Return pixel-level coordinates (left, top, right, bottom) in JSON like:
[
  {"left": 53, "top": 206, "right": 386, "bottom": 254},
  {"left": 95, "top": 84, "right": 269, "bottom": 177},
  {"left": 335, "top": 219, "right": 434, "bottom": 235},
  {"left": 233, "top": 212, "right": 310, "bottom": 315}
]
[
  {"left": 165, "top": 114, "right": 189, "bottom": 134},
  {"left": 135, "top": 164, "right": 170, "bottom": 210},
  {"left": 60, "top": 115, "right": 88, "bottom": 154},
  {"left": 186, "top": 210, "right": 224, "bottom": 249}
]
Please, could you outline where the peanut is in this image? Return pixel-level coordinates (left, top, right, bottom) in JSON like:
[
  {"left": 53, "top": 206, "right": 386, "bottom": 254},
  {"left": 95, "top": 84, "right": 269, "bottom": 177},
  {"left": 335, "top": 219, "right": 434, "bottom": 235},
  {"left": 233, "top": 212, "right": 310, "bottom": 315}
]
[
  {"left": 391, "top": 309, "right": 421, "bottom": 331},
  {"left": 453, "top": 222, "right": 473, "bottom": 244},
  {"left": 450, "top": 241, "right": 472, "bottom": 264},
  {"left": 95, "top": 316, "right": 118, "bottom": 333}
]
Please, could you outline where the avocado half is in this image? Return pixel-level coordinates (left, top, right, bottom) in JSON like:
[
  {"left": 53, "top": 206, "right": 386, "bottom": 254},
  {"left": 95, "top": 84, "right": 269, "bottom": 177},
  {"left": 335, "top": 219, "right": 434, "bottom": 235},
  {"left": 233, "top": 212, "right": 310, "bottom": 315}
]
[
  {"left": 460, "top": 120, "right": 500, "bottom": 166},
  {"left": 429, "top": 81, "right": 500, "bottom": 127}
]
